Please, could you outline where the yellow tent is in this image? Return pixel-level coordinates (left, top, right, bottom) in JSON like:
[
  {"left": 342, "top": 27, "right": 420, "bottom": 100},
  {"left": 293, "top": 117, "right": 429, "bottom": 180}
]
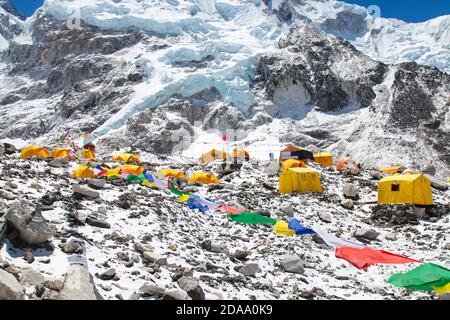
[
  {"left": 379, "top": 166, "right": 408, "bottom": 175},
  {"left": 200, "top": 149, "right": 227, "bottom": 163},
  {"left": 188, "top": 172, "right": 220, "bottom": 184},
  {"left": 231, "top": 148, "right": 250, "bottom": 160},
  {"left": 377, "top": 174, "right": 432, "bottom": 205},
  {"left": 157, "top": 169, "right": 186, "bottom": 179},
  {"left": 281, "top": 159, "right": 307, "bottom": 172},
  {"left": 81, "top": 149, "right": 96, "bottom": 159},
  {"left": 20, "top": 146, "right": 49, "bottom": 159},
  {"left": 50, "top": 148, "right": 72, "bottom": 158},
  {"left": 112, "top": 153, "right": 142, "bottom": 164},
  {"left": 279, "top": 168, "right": 323, "bottom": 194},
  {"left": 72, "top": 166, "right": 94, "bottom": 179},
  {"left": 314, "top": 152, "right": 333, "bottom": 167},
  {"left": 119, "top": 165, "right": 145, "bottom": 176}
]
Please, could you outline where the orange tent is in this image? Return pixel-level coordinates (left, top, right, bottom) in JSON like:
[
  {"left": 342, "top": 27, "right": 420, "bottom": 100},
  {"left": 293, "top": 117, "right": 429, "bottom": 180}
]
[
  {"left": 313, "top": 152, "right": 333, "bottom": 167},
  {"left": 336, "top": 157, "right": 360, "bottom": 173}
]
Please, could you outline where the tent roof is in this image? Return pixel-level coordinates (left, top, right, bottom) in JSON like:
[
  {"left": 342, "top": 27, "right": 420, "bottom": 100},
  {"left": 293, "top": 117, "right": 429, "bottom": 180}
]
[
  {"left": 379, "top": 174, "right": 425, "bottom": 182},
  {"left": 288, "top": 168, "right": 318, "bottom": 174}
]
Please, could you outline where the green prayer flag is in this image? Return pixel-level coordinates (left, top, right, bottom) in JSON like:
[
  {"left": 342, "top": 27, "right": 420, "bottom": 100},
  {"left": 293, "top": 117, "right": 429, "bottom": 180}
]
[
  {"left": 170, "top": 178, "right": 190, "bottom": 197},
  {"left": 228, "top": 212, "right": 277, "bottom": 225},
  {"left": 127, "top": 174, "right": 146, "bottom": 182},
  {"left": 387, "top": 263, "right": 450, "bottom": 291}
]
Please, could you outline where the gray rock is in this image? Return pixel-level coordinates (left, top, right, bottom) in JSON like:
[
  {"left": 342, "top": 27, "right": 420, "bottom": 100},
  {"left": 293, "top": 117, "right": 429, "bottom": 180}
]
[
  {"left": 163, "top": 288, "right": 191, "bottom": 300},
  {"left": 354, "top": 228, "right": 380, "bottom": 241},
  {"left": 177, "top": 276, "right": 205, "bottom": 300},
  {"left": 340, "top": 199, "right": 354, "bottom": 209},
  {"left": 19, "top": 269, "right": 45, "bottom": 287},
  {"left": 343, "top": 183, "right": 359, "bottom": 198},
  {"left": 318, "top": 211, "right": 332, "bottom": 223},
  {"left": 43, "top": 279, "right": 64, "bottom": 292},
  {"left": 5, "top": 200, "right": 56, "bottom": 245},
  {"left": 0, "top": 144, "right": 4, "bottom": 156},
  {"left": 138, "top": 283, "right": 165, "bottom": 297},
  {"left": 23, "top": 252, "right": 34, "bottom": 264},
  {"left": 57, "top": 265, "right": 102, "bottom": 300},
  {"left": 62, "top": 239, "right": 84, "bottom": 254},
  {"left": 0, "top": 190, "right": 16, "bottom": 200},
  {"left": 425, "top": 174, "right": 448, "bottom": 191},
  {"left": 70, "top": 211, "right": 88, "bottom": 225},
  {"left": 134, "top": 242, "right": 154, "bottom": 253},
  {"left": 87, "top": 179, "right": 106, "bottom": 189},
  {"left": 72, "top": 184, "right": 100, "bottom": 199},
  {"left": 86, "top": 217, "right": 110, "bottom": 229},
  {"left": 48, "top": 158, "right": 64, "bottom": 168},
  {"left": 234, "top": 250, "right": 249, "bottom": 260},
  {"left": 0, "top": 269, "right": 25, "bottom": 300},
  {"left": 280, "top": 203, "right": 294, "bottom": 217},
  {"left": 99, "top": 268, "right": 116, "bottom": 281},
  {"left": 282, "top": 255, "right": 305, "bottom": 274},
  {"left": 143, "top": 251, "right": 167, "bottom": 265},
  {"left": 238, "top": 263, "right": 259, "bottom": 277},
  {"left": 385, "top": 232, "right": 397, "bottom": 241}
]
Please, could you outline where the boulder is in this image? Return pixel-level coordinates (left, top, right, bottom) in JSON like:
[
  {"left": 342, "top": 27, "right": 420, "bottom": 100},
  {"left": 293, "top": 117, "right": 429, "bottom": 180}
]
[
  {"left": 234, "top": 250, "right": 249, "bottom": 260},
  {"left": 238, "top": 263, "right": 259, "bottom": 277},
  {"left": 19, "top": 269, "right": 45, "bottom": 288},
  {"left": 98, "top": 268, "right": 116, "bottom": 281},
  {"left": 3, "top": 143, "right": 16, "bottom": 154},
  {"left": 384, "top": 232, "right": 397, "bottom": 241},
  {"left": 5, "top": 200, "right": 56, "bottom": 245},
  {"left": 143, "top": 251, "right": 167, "bottom": 265},
  {"left": 62, "top": 239, "right": 84, "bottom": 254},
  {"left": 177, "top": 276, "right": 205, "bottom": 300},
  {"left": 48, "top": 159, "right": 64, "bottom": 168},
  {"left": 318, "top": 211, "right": 332, "bottom": 223},
  {"left": 425, "top": 174, "right": 448, "bottom": 191},
  {"left": 163, "top": 288, "right": 191, "bottom": 300},
  {"left": 138, "top": 283, "right": 165, "bottom": 297},
  {"left": 72, "top": 184, "right": 100, "bottom": 199},
  {"left": 354, "top": 228, "right": 379, "bottom": 242},
  {"left": 340, "top": 199, "right": 354, "bottom": 209},
  {"left": 87, "top": 179, "right": 106, "bottom": 189},
  {"left": 280, "top": 203, "right": 294, "bottom": 217},
  {"left": 0, "top": 269, "right": 25, "bottom": 300},
  {"left": 282, "top": 255, "right": 305, "bottom": 274},
  {"left": 57, "top": 265, "right": 102, "bottom": 300},
  {"left": 0, "top": 144, "right": 4, "bottom": 156},
  {"left": 85, "top": 217, "right": 110, "bottom": 229},
  {"left": 343, "top": 183, "right": 359, "bottom": 198}
]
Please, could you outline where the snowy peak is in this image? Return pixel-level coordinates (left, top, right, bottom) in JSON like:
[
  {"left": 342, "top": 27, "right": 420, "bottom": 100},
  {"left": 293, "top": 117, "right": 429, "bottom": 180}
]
[
  {"left": 271, "top": 0, "right": 450, "bottom": 74},
  {"left": 0, "top": 0, "right": 24, "bottom": 20}
]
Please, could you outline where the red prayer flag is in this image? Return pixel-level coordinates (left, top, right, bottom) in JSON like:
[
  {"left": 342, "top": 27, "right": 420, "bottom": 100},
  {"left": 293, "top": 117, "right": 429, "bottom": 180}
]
[
  {"left": 215, "top": 204, "right": 245, "bottom": 214},
  {"left": 222, "top": 135, "right": 227, "bottom": 142},
  {"left": 335, "top": 246, "right": 422, "bottom": 270}
]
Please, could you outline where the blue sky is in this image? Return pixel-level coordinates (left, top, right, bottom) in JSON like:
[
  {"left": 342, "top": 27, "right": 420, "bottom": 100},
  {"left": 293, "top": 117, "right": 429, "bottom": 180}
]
[{"left": 10, "top": 0, "right": 450, "bottom": 22}]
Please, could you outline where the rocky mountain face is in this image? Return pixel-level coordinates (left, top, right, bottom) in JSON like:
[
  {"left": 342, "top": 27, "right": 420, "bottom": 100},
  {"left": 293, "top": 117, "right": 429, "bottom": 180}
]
[{"left": 252, "top": 26, "right": 450, "bottom": 177}]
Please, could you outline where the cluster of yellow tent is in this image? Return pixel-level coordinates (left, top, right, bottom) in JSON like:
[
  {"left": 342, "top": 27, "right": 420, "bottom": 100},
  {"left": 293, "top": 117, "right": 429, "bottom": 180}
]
[
  {"left": 200, "top": 148, "right": 250, "bottom": 163},
  {"left": 19, "top": 146, "right": 96, "bottom": 160}
]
